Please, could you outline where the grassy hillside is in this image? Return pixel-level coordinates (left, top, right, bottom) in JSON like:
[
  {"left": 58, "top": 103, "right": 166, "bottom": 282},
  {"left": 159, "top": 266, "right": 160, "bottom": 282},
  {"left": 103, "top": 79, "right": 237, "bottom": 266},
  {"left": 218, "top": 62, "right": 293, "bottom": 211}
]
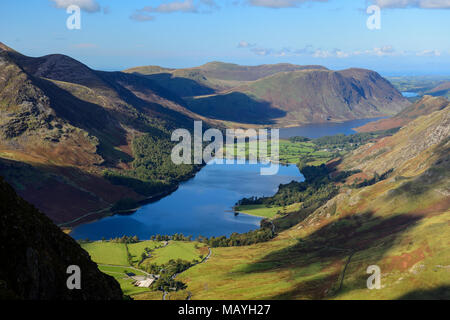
[
  {"left": 165, "top": 104, "right": 450, "bottom": 300},
  {"left": 80, "top": 242, "right": 130, "bottom": 266}
]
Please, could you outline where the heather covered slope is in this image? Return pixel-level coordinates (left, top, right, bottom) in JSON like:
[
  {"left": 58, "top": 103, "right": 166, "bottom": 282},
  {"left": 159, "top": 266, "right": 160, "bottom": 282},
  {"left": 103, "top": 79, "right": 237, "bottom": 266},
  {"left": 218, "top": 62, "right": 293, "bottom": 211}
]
[
  {"left": 0, "top": 43, "right": 201, "bottom": 224},
  {"left": 0, "top": 177, "right": 123, "bottom": 300},
  {"left": 356, "top": 95, "right": 449, "bottom": 132},
  {"left": 128, "top": 62, "right": 410, "bottom": 126},
  {"left": 171, "top": 105, "right": 450, "bottom": 300}
]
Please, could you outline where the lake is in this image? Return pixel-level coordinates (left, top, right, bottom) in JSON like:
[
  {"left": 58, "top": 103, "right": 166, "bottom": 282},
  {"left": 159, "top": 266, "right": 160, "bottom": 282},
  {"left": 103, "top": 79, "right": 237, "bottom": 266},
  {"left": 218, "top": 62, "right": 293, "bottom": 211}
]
[
  {"left": 401, "top": 92, "right": 419, "bottom": 98},
  {"left": 71, "top": 116, "right": 383, "bottom": 241},
  {"left": 71, "top": 162, "right": 304, "bottom": 240},
  {"left": 278, "top": 117, "right": 386, "bottom": 139}
]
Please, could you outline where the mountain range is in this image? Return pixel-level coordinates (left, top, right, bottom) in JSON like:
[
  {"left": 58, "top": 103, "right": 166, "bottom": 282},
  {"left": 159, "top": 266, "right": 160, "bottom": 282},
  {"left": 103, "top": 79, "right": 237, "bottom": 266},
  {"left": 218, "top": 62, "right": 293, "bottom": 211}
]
[
  {"left": 126, "top": 61, "right": 410, "bottom": 125},
  {"left": 1, "top": 42, "right": 449, "bottom": 300},
  {"left": 0, "top": 42, "right": 410, "bottom": 225}
]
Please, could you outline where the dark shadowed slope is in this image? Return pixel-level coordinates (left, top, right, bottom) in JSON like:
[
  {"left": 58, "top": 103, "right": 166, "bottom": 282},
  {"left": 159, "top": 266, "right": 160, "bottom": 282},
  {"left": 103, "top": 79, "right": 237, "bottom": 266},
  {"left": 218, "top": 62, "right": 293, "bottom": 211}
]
[{"left": 0, "top": 176, "right": 123, "bottom": 300}]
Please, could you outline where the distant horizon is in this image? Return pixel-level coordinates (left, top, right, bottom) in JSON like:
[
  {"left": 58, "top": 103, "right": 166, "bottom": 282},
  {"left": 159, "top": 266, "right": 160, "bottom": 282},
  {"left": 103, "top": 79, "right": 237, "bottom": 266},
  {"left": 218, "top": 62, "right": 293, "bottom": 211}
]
[{"left": 4, "top": 40, "right": 450, "bottom": 78}]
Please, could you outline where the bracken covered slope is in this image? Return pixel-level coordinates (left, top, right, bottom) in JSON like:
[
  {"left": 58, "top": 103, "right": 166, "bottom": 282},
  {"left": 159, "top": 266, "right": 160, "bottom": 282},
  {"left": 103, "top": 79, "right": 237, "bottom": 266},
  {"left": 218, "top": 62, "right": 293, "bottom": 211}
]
[{"left": 0, "top": 176, "right": 123, "bottom": 300}]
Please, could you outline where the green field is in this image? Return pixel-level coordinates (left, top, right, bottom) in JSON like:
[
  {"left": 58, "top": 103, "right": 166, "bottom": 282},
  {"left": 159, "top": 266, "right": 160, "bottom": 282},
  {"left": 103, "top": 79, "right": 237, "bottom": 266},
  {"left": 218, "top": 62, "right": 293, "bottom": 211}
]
[
  {"left": 98, "top": 265, "right": 150, "bottom": 296},
  {"left": 235, "top": 203, "right": 302, "bottom": 219},
  {"left": 144, "top": 241, "right": 206, "bottom": 265},
  {"left": 221, "top": 139, "right": 334, "bottom": 167},
  {"left": 128, "top": 241, "right": 164, "bottom": 265},
  {"left": 81, "top": 242, "right": 129, "bottom": 265},
  {"left": 98, "top": 265, "right": 147, "bottom": 275},
  {"left": 81, "top": 240, "right": 205, "bottom": 297}
]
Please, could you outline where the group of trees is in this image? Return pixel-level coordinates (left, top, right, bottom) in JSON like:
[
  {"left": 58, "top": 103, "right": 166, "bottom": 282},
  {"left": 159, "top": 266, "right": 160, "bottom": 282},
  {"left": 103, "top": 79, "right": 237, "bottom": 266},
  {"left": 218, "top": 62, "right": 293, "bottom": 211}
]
[
  {"left": 143, "top": 259, "right": 193, "bottom": 292},
  {"left": 104, "top": 133, "right": 201, "bottom": 197},
  {"left": 132, "top": 134, "right": 200, "bottom": 184},
  {"left": 235, "top": 164, "right": 365, "bottom": 232},
  {"left": 150, "top": 233, "right": 192, "bottom": 241},
  {"left": 108, "top": 235, "right": 140, "bottom": 244},
  {"left": 352, "top": 168, "right": 394, "bottom": 188},
  {"left": 313, "top": 127, "right": 400, "bottom": 150},
  {"left": 289, "top": 128, "right": 400, "bottom": 154},
  {"left": 196, "top": 225, "right": 274, "bottom": 248},
  {"left": 238, "top": 164, "right": 340, "bottom": 208},
  {"left": 289, "top": 136, "right": 311, "bottom": 143}
]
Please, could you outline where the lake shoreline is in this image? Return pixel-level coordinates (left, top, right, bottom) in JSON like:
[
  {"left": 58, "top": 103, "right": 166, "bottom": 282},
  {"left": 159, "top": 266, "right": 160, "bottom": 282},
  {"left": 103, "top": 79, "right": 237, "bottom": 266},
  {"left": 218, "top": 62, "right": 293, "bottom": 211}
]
[
  {"left": 70, "top": 162, "right": 303, "bottom": 240},
  {"left": 68, "top": 116, "right": 386, "bottom": 239},
  {"left": 60, "top": 165, "right": 204, "bottom": 231}
]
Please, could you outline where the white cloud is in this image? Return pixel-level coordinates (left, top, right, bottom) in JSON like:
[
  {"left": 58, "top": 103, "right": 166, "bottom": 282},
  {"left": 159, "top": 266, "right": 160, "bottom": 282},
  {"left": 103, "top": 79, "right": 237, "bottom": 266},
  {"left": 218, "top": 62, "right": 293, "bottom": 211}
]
[
  {"left": 334, "top": 49, "right": 350, "bottom": 58},
  {"left": 248, "top": 0, "right": 328, "bottom": 8},
  {"left": 372, "top": 0, "right": 450, "bottom": 9},
  {"left": 251, "top": 48, "right": 273, "bottom": 56},
  {"left": 313, "top": 49, "right": 332, "bottom": 58},
  {"left": 131, "top": 0, "right": 219, "bottom": 21},
  {"left": 140, "top": 0, "right": 198, "bottom": 13},
  {"left": 416, "top": 49, "right": 441, "bottom": 56},
  {"left": 130, "top": 13, "right": 155, "bottom": 22},
  {"left": 237, "top": 41, "right": 256, "bottom": 48},
  {"left": 368, "top": 45, "right": 396, "bottom": 56},
  {"left": 50, "top": 0, "right": 100, "bottom": 12},
  {"left": 72, "top": 43, "right": 98, "bottom": 48},
  {"left": 237, "top": 41, "right": 445, "bottom": 60}
]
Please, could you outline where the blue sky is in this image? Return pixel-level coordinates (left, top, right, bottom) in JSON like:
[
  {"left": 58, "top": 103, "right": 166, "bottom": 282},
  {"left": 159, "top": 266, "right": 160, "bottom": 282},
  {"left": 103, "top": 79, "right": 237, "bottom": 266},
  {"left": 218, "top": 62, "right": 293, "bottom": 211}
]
[{"left": 0, "top": 0, "right": 449, "bottom": 75}]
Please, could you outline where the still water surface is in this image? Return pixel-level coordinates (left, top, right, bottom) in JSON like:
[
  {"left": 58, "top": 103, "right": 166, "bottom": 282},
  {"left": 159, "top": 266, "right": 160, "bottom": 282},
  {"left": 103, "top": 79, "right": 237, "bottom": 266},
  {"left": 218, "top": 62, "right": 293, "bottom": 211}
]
[
  {"left": 71, "top": 117, "right": 384, "bottom": 240},
  {"left": 71, "top": 163, "right": 303, "bottom": 240}
]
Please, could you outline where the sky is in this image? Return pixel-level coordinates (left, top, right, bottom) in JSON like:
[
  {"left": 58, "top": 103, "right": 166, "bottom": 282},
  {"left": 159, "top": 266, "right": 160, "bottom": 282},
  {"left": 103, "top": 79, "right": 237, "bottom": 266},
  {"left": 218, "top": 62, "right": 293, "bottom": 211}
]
[{"left": 0, "top": 0, "right": 449, "bottom": 75}]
